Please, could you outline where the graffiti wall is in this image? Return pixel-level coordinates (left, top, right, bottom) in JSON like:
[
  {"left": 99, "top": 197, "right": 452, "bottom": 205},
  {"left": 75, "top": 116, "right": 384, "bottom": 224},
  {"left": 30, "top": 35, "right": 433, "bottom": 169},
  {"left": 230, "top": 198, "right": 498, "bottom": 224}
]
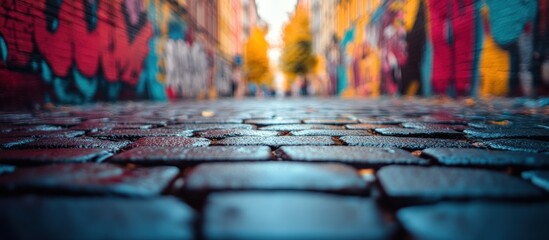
[
  {"left": 0, "top": 0, "right": 228, "bottom": 108},
  {"left": 335, "top": 0, "right": 549, "bottom": 97},
  {"left": 165, "top": 39, "right": 208, "bottom": 97}
]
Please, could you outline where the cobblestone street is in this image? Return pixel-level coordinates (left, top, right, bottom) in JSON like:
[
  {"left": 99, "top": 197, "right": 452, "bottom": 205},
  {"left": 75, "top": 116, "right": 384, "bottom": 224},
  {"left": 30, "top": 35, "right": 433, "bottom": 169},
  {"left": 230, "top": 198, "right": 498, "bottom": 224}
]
[{"left": 0, "top": 97, "right": 548, "bottom": 239}]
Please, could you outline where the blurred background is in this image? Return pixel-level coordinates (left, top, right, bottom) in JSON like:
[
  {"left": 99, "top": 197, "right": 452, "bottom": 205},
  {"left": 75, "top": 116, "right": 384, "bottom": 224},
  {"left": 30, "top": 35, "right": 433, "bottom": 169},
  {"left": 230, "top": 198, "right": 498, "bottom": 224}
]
[{"left": 0, "top": 0, "right": 548, "bottom": 107}]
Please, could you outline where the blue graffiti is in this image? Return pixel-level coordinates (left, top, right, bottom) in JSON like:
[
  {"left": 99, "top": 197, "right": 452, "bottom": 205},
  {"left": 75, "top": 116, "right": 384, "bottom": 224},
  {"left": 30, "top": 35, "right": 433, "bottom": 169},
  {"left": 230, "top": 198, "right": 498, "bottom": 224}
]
[
  {"left": 53, "top": 76, "right": 82, "bottom": 104},
  {"left": 421, "top": 40, "right": 433, "bottom": 97},
  {"left": 136, "top": 1, "right": 168, "bottom": 100},
  {"left": 73, "top": 67, "right": 98, "bottom": 101},
  {"left": 338, "top": 26, "right": 355, "bottom": 95},
  {"left": 485, "top": 0, "right": 537, "bottom": 46},
  {"left": 41, "top": 61, "right": 53, "bottom": 83},
  {"left": 168, "top": 19, "right": 186, "bottom": 39},
  {"left": 138, "top": 37, "right": 167, "bottom": 100},
  {"left": 0, "top": 35, "right": 7, "bottom": 63}
]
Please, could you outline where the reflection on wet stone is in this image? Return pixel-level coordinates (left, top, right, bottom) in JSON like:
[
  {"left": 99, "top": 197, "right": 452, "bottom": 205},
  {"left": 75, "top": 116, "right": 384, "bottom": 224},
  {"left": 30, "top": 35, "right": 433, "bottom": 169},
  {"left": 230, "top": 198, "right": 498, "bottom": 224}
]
[{"left": 0, "top": 97, "right": 548, "bottom": 239}]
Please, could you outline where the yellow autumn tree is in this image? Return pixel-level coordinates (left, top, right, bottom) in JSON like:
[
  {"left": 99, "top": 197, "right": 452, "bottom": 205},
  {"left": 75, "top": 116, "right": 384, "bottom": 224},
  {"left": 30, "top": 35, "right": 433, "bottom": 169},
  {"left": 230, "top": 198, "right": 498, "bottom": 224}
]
[
  {"left": 244, "top": 26, "right": 272, "bottom": 86},
  {"left": 280, "top": 6, "right": 317, "bottom": 84}
]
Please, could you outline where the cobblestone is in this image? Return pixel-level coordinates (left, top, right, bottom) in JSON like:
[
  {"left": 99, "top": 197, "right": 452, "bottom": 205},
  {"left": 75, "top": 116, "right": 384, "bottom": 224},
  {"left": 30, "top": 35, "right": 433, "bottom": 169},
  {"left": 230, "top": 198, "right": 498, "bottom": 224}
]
[
  {"left": 0, "top": 124, "right": 63, "bottom": 133},
  {"left": 244, "top": 119, "right": 301, "bottom": 125},
  {"left": 177, "top": 117, "right": 243, "bottom": 124},
  {"left": 196, "top": 129, "right": 279, "bottom": 138},
  {"left": 0, "top": 137, "right": 35, "bottom": 149},
  {"left": 165, "top": 123, "right": 255, "bottom": 130},
  {"left": 0, "top": 98, "right": 547, "bottom": 239},
  {"left": 401, "top": 122, "right": 468, "bottom": 131},
  {"left": 184, "top": 162, "right": 366, "bottom": 193},
  {"left": 89, "top": 129, "right": 193, "bottom": 139},
  {"left": 129, "top": 137, "right": 210, "bottom": 147},
  {"left": 259, "top": 124, "right": 343, "bottom": 131},
  {"left": 464, "top": 128, "right": 549, "bottom": 140},
  {"left": 377, "top": 166, "right": 543, "bottom": 202},
  {"left": 71, "top": 122, "right": 153, "bottom": 132},
  {"left": 358, "top": 117, "right": 401, "bottom": 125},
  {"left": 110, "top": 146, "right": 272, "bottom": 165},
  {"left": 0, "top": 163, "right": 179, "bottom": 197},
  {"left": 341, "top": 136, "right": 471, "bottom": 149},
  {"left": 0, "top": 148, "right": 111, "bottom": 165},
  {"left": 302, "top": 119, "right": 358, "bottom": 125},
  {"left": 484, "top": 138, "right": 549, "bottom": 153},
  {"left": 0, "top": 197, "right": 194, "bottom": 239},
  {"left": 204, "top": 192, "right": 395, "bottom": 239},
  {"left": 345, "top": 123, "right": 395, "bottom": 130},
  {"left": 278, "top": 146, "right": 428, "bottom": 167},
  {"left": 522, "top": 171, "right": 549, "bottom": 192},
  {"left": 20, "top": 137, "right": 130, "bottom": 150},
  {"left": 375, "top": 128, "right": 463, "bottom": 138},
  {"left": 216, "top": 136, "right": 336, "bottom": 147},
  {"left": 290, "top": 129, "right": 370, "bottom": 136},
  {"left": 422, "top": 148, "right": 549, "bottom": 167},
  {"left": 398, "top": 202, "right": 549, "bottom": 240},
  {"left": 0, "top": 130, "right": 85, "bottom": 138}
]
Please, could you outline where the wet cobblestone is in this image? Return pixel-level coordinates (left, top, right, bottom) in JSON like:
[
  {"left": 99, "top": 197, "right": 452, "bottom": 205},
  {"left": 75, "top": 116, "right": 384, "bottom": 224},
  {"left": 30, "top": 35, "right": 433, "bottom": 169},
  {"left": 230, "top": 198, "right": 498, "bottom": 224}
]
[
  {"left": 0, "top": 98, "right": 547, "bottom": 239},
  {"left": 278, "top": 146, "right": 428, "bottom": 167},
  {"left": 398, "top": 202, "right": 549, "bottom": 240},
  {"left": 341, "top": 136, "right": 471, "bottom": 149}
]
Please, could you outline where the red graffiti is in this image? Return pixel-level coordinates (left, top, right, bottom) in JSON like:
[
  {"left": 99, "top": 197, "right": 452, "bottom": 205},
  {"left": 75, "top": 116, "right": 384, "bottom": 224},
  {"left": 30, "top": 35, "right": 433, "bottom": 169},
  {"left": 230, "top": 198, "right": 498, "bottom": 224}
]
[
  {"left": 71, "top": 0, "right": 152, "bottom": 84},
  {"left": 0, "top": 1, "right": 35, "bottom": 67},
  {"left": 32, "top": 1, "right": 74, "bottom": 77},
  {"left": 428, "top": 0, "right": 475, "bottom": 96},
  {"left": 0, "top": 0, "right": 152, "bottom": 85},
  {"left": 380, "top": 8, "right": 408, "bottom": 95}
]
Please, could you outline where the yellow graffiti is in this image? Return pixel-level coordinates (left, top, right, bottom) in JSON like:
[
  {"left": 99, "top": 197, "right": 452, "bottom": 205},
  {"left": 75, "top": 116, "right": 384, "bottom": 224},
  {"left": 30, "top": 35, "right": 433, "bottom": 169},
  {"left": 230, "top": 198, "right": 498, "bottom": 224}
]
[
  {"left": 479, "top": 6, "right": 509, "bottom": 97},
  {"left": 402, "top": 0, "right": 420, "bottom": 31},
  {"left": 365, "top": 46, "right": 381, "bottom": 97},
  {"left": 406, "top": 80, "right": 420, "bottom": 96},
  {"left": 479, "top": 34, "right": 510, "bottom": 97}
]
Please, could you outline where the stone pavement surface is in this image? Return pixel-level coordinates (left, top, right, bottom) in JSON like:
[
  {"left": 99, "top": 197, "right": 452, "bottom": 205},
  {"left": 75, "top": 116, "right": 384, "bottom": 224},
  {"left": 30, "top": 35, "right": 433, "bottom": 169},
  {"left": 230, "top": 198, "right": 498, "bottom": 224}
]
[{"left": 0, "top": 97, "right": 548, "bottom": 239}]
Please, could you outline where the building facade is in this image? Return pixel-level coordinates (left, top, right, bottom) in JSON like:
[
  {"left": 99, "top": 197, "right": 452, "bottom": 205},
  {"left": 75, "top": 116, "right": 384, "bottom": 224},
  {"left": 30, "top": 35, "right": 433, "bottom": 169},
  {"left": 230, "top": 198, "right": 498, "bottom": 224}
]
[
  {"left": 218, "top": 0, "right": 243, "bottom": 97},
  {"left": 313, "top": 0, "right": 339, "bottom": 95},
  {"left": 219, "top": 1, "right": 242, "bottom": 61},
  {"left": 185, "top": 0, "right": 218, "bottom": 98},
  {"left": 0, "top": 0, "right": 268, "bottom": 106},
  {"left": 307, "top": 0, "right": 549, "bottom": 97},
  {"left": 243, "top": 0, "right": 260, "bottom": 39}
]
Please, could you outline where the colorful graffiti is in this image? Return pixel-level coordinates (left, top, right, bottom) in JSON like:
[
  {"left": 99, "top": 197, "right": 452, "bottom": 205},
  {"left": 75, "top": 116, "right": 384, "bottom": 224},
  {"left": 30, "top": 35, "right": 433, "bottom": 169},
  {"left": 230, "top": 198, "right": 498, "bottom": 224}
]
[
  {"left": 0, "top": 0, "right": 229, "bottom": 107},
  {"left": 332, "top": 0, "right": 549, "bottom": 97},
  {"left": 165, "top": 39, "right": 208, "bottom": 98},
  {"left": 0, "top": 0, "right": 154, "bottom": 104},
  {"left": 215, "top": 56, "right": 233, "bottom": 97}
]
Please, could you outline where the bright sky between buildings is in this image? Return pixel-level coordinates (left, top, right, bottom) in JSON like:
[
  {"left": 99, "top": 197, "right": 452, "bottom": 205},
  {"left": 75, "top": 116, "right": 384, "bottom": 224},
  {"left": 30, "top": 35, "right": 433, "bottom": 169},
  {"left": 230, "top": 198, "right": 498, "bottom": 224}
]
[{"left": 256, "top": 0, "right": 297, "bottom": 47}]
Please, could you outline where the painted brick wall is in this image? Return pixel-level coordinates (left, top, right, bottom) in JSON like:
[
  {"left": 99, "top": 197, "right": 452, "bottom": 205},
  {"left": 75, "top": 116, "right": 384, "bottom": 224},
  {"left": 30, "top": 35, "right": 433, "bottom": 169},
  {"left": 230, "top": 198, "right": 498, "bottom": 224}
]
[
  {"left": 0, "top": 0, "right": 227, "bottom": 109},
  {"left": 334, "top": 0, "right": 549, "bottom": 97},
  {"left": 0, "top": 0, "right": 154, "bottom": 107}
]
